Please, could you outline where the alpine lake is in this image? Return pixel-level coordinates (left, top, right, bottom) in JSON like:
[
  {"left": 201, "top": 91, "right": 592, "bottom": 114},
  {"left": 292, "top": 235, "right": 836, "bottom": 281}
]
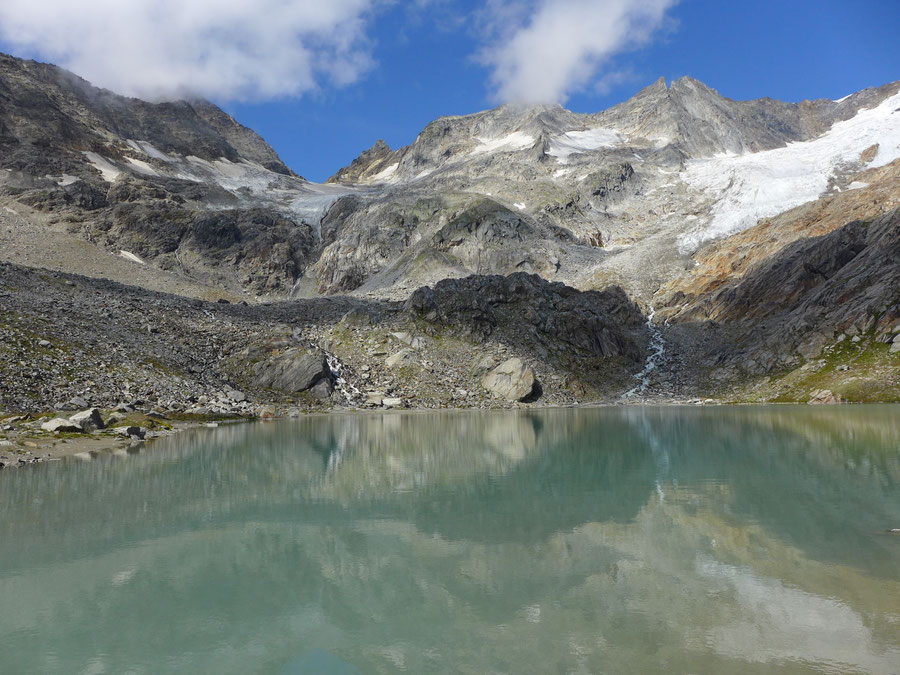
[{"left": 1, "top": 405, "right": 898, "bottom": 674}]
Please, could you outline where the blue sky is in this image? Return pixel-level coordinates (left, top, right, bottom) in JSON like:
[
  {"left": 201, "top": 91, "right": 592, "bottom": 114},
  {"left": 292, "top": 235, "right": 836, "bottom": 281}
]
[{"left": 1, "top": 0, "right": 897, "bottom": 181}]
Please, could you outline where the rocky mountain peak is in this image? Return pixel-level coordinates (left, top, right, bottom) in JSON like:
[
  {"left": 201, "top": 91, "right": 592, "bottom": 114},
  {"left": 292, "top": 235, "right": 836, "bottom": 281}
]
[
  {"left": 0, "top": 52, "right": 293, "bottom": 177},
  {"left": 331, "top": 75, "right": 900, "bottom": 187}
]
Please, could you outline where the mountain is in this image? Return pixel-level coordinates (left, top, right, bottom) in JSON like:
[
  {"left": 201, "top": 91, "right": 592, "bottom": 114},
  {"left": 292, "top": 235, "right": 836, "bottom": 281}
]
[
  {"left": 0, "top": 53, "right": 354, "bottom": 296},
  {"left": 0, "top": 51, "right": 898, "bottom": 414},
  {"left": 320, "top": 75, "right": 898, "bottom": 299}
]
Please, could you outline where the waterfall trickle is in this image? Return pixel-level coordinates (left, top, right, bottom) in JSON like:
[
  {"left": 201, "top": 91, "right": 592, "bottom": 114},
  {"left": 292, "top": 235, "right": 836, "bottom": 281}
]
[
  {"left": 325, "top": 351, "right": 361, "bottom": 404},
  {"left": 624, "top": 306, "right": 665, "bottom": 398}
]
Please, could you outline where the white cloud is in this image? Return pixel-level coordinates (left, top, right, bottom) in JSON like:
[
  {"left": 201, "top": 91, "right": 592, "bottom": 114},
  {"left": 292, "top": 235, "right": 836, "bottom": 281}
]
[
  {"left": 0, "top": 0, "right": 380, "bottom": 101},
  {"left": 478, "top": 0, "right": 677, "bottom": 104}
]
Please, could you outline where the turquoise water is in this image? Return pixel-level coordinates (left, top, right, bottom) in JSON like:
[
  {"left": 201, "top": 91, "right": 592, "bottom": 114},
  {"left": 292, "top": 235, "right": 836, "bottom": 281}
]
[{"left": 0, "top": 406, "right": 898, "bottom": 674}]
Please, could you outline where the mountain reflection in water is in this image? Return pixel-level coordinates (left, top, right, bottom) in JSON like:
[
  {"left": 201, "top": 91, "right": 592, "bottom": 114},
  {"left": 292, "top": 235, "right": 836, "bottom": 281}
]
[{"left": 0, "top": 406, "right": 898, "bottom": 674}]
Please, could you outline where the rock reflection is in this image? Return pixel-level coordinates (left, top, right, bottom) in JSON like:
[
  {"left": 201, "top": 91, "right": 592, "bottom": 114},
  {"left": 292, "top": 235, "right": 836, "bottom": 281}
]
[{"left": 0, "top": 406, "right": 897, "bottom": 674}]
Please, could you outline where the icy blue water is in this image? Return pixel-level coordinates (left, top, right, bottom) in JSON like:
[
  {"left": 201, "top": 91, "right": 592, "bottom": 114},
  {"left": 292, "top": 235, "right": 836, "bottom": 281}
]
[{"left": 1, "top": 406, "right": 898, "bottom": 673}]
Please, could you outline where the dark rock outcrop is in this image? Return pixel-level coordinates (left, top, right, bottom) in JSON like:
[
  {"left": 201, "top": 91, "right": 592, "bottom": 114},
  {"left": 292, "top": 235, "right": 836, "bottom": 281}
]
[
  {"left": 251, "top": 350, "right": 332, "bottom": 394},
  {"left": 405, "top": 272, "right": 645, "bottom": 361}
]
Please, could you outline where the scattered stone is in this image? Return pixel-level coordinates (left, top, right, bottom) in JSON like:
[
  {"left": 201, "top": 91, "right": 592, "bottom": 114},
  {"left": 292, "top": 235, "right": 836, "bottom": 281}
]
[
  {"left": 309, "top": 378, "right": 334, "bottom": 400},
  {"left": 62, "top": 396, "right": 88, "bottom": 411},
  {"left": 340, "top": 308, "right": 373, "bottom": 327},
  {"left": 386, "top": 349, "right": 418, "bottom": 369},
  {"left": 258, "top": 406, "right": 278, "bottom": 419},
  {"left": 114, "top": 426, "right": 146, "bottom": 439},
  {"left": 366, "top": 391, "right": 385, "bottom": 406},
  {"left": 106, "top": 412, "right": 128, "bottom": 425},
  {"left": 69, "top": 408, "right": 105, "bottom": 432}
]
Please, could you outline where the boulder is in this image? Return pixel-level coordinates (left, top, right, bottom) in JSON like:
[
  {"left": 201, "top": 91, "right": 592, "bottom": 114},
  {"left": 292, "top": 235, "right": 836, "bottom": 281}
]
[
  {"left": 114, "top": 426, "right": 146, "bottom": 439},
  {"left": 69, "top": 408, "right": 105, "bottom": 431},
  {"left": 41, "top": 418, "right": 83, "bottom": 433},
  {"left": 382, "top": 397, "right": 405, "bottom": 409},
  {"left": 252, "top": 349, "right": 332, "bottom": 392},
  {"left": 390, "top": 332, "right": 427, "bottom": 350},
  {"left": 60, "top": 396, "right": 88, "bottom": 411},
  {"left": 807, "top": 389, "right": 842, "bottom": 405},
  {"left": 386, "top": 349, "right": 418, "bottom": 369},
  {"left": 106, "top": 412, "right": 128, "bottom": 425},
  {"left": 365, "top": 392, "right": 385, "bottom": 406},
  {"left": 309, "top": 378, "right": 334, "bottom": 400},
  {"left": 481, "top": 358, "right": 536, "bottom": 401}
]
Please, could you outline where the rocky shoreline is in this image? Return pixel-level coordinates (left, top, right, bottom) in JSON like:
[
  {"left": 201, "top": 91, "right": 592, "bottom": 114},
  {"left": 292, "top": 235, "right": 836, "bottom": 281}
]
[{"left": 0, "top": 257, "right": 662, "bottom": 472}]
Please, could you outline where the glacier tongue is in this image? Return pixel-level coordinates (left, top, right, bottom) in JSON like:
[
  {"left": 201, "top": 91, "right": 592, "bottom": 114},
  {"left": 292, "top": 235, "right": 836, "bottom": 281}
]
[{"left": 678, "top": 90, "right": 900, "bottom": 251}]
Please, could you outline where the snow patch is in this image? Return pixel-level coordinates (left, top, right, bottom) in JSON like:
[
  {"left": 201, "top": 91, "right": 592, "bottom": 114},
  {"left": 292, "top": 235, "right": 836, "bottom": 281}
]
[
  {"left": 370, "top": 162, "right": 399, "bottom": 182},
  {"left": 513, "top": 202, "right": 526, "bottom": 210},
  {"left": 548, "top": 127, "right": 623, "bottom": 163},
  {"left": 119, "top": 250, "right": 145, "bottom": 265},
  {"left": 678, "top": 90, "right": 900, "bottom": 251},
  {"left": 846, "top": 181, "right": 869, "bottom": 190},
  {"left": 125, "top": 157, "right": 159, "bottom": 176},
  {"left": 126, "top": 140, "right": 170, "bottom": 161},
  {"left": 83, "top": 152, "right": 122, "bottom": 182},
  {"left": 471, "top": 131, "right": 535, "bottom": 155}
]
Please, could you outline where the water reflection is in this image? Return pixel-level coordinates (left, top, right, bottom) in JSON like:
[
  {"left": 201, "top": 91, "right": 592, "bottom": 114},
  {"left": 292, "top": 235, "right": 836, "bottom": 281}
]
[{"left": 0, "top": 406, "right": 898, "bottom": 674}]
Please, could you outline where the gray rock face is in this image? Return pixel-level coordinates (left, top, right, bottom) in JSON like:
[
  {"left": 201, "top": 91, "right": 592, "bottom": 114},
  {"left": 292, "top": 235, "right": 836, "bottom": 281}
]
[
  {"left": 252, "top": 349, "right": 331, "bottom": 393},
  {"left": 3, "top": 50, "right": 897, "bottom": 309},
  {"left": 69, "top": 408, "right": 105, "bottom": 431},
  {"left": 0, "top": 53, "right": 358, "bottom": 298},
  {"left": 0, "top": 53, "right": 290, "bottom": 176},
  {"left": 481, "top": 358, "right": 535, "bottom": 401},
  {"left": 663, "top": 208, "right": 900, "bottom": 374},
  {"left": 318, "top": 75, "right": 898, "bottom": 303}
]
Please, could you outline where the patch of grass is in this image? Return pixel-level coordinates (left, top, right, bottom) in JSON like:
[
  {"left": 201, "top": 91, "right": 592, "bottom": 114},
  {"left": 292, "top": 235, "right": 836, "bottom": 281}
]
[{"left": 765, "top": 338, "right": 900, "bottom": 403}]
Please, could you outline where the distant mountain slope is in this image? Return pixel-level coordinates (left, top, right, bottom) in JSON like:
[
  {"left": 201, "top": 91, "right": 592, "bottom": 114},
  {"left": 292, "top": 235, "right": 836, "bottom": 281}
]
[
  {"left": 0, "top": 53, "right": 358, "bottom": 296},
  {"left": 0, "top": 53, "right": 290, "bottom": 176},
  {"left": 321, "top": 77, "right": 899, "bottom": 299}
]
